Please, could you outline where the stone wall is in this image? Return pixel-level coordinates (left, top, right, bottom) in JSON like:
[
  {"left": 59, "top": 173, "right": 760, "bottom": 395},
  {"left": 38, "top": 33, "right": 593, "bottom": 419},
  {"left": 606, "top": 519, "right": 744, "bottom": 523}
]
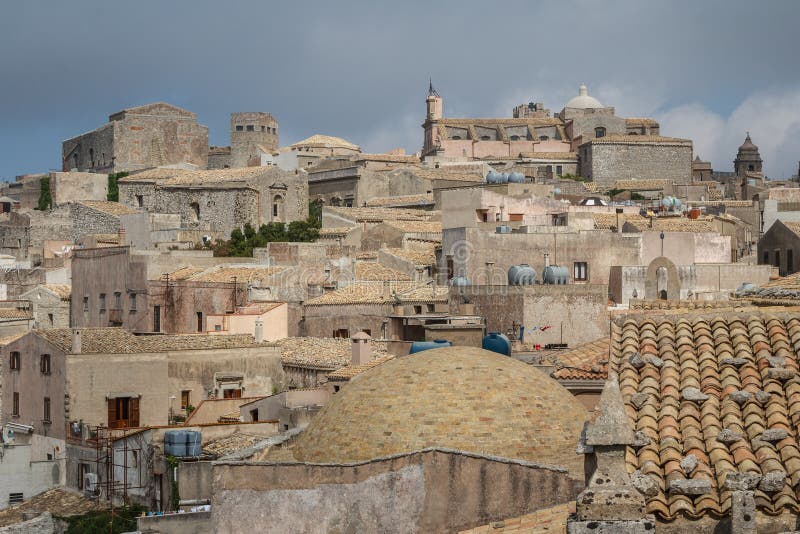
[
  {"left": 580, "top": 142, "right": 692, "bottom": 189},
  {"left": 69, "top": 203, "right": 122, "bottom": 241},
  {"left": 302, "top": 302, "right": 390, "bottom": 338},
  {"left": 49, "top": 172, "right": 108, "bottom": 205},
  {"left": 211, "top": 448, "right": 577, "bottom": 534},
  {"left": 230, "top": 112, "right": 278, "bottom": 168},
  {"left": 0, "top": 512, "right": 66, "bottom": 533},
  {"left": 138, "top": 511, "right": 213, "bottom": 534}
]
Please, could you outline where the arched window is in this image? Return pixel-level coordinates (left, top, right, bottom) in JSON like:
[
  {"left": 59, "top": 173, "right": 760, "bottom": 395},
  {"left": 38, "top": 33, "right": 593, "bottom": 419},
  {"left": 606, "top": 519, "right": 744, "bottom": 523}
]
[
  {"left": 272, "top": 195, "right": 284, "bottom": 221},
  {"left": 595, "top": 127, "right": 606, "bottom": 138},
  {"left": 190, "top": 202, "right": 200, "bottom": 222}
]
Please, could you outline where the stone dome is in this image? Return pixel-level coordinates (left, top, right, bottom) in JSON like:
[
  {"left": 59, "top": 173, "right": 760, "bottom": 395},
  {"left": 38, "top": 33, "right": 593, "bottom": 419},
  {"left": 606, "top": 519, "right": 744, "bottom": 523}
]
[
  {"left": 738, "top": 132, "right": 759, "bottom": 152},
  {"left": 294, "top": 346, "right": 588, "bottom": 478},
  {"left": 564, "top": 84, "right": 603, "bottom": 109}
]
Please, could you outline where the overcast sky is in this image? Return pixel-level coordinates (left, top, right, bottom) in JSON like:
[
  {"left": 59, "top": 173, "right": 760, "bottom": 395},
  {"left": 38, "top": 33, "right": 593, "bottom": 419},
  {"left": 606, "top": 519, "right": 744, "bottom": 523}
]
[{"left": 1, "top": 0, "right": 799, "bottom": 180}]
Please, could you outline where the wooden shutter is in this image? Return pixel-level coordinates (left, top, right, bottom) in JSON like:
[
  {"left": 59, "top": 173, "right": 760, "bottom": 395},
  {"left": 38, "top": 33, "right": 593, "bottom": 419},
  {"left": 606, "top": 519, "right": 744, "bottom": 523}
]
[
  {"left": 108, "top": 399, "right": 117, "bottom": 429},
  {"left": 130, "top": 397, "right": 140, "bottom": 428}
]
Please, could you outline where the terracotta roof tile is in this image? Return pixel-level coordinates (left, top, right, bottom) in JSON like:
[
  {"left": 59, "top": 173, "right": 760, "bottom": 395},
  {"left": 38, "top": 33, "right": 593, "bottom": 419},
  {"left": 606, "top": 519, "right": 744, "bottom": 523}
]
[
  {"left": 384, "top": 245, "right": 437, "bottom": 266},
  {"left": 355, "top": 262, "right": 412, "bottom": 281},
  {"left": 612, "top": 179, "right": 672, "bottom": 191},
  {"left": 0, "top": 308, "right": 32, "bottom": 319},
  {"left": 78, "top": 200, "right": 138, "bottom": 216},
  {"left": 0, "top": 488, "right": 105, "bottom": 527},
  {"left": 276, "top": 337, "right": 388, "bottom": 368},
  {"left": 122, "top": 166, "right": 289, "bottom": 186},
  {"left": 325, "top": 206, "right": 436, "bottom": 223},
  {"left": 366, "top": 193, "right": 434, "bottom": 207},
  {"left": 552, "top": 338, "right": 610, "bottom": 380},
  {"left": 327, "top": 354, "right": 396, "bottom": 381},
  {"left": 625, "top": 118, "right": 660, "bottom": 127},
  {"left": 39, "top": 284, "right": 72, "bottom": 300},
  {"left": 382, "top": 220, "right": 442, "bottom": 234},
  {"left": 458, "top": 501, "right": 575, "bottom": 533},
  {"left": 584, "top": 135, "right": 692, "bottom": 146},
  {"left": 305, "top": 281, "right": 447, "bottom": 306},
  {"left": 290, "top": 134, "right": 360, "bottom": 151},
  {"left": 186, "top": 266, "right": 286, "bottom": 283}
]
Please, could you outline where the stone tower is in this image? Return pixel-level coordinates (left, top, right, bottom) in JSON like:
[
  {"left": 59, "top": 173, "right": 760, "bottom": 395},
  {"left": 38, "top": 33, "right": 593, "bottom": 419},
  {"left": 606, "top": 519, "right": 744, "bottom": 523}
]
[
  {"left": 230, "top": 112, "right": 278, "bottom": 168},
  {"left": 734, "top": 132, "right": 762, "bottom": 176}
]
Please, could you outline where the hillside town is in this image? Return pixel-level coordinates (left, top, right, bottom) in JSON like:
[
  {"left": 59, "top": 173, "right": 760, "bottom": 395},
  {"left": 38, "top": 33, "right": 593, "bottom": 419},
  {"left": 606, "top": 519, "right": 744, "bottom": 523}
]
[{"left": 2, "top": 73, "right": 800, "bottom": 532}]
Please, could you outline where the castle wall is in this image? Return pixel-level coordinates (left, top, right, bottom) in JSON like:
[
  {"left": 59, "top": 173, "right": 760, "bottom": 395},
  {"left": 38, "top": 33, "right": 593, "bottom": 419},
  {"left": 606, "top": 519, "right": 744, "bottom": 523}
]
[{"left": 579, "top": 142, "right": 692, "bottom": 188}]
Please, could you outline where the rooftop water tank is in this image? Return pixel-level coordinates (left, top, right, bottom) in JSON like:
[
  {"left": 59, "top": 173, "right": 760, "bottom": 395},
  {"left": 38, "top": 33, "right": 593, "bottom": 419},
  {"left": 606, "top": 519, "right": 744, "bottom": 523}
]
[
  {"left": 499, "top": 173, "right": 510, "bottom": 183},
  {"left": 496, "top": 225, "right": 512, "bottom": 234},
  {"left": 508, "top": 171, "right": 525, "bottom": 183},
  {"left": 482, "top": 332, "right": 511, "bottom": 356},
  {"left": 409, "top": 339, "right": 452, "bottom": 354},
  {"left": 449, "top": 276, "right": 471, "bottom": 287},
  {"left": 508, "top": 264, "right": 537, "bottom": 285},
  {"left": 542, "top": 265, "right": 569, "bottom": 285},
  {"left": 486, "top": 171, "right": 502, "bottom": 183},
  {"left": 164, "top": 430, "right": 202, "bottom": 457}
]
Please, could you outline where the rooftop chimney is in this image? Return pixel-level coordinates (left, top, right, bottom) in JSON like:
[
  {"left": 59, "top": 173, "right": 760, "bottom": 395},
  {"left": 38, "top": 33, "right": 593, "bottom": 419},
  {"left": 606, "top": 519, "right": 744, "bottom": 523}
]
[
  {"left": 118, "top": 226, "right": 127, "bottom": 246},
  {"left": 351, "top": 331, "right": 372, "bottom": 365},
  {"left": 71, "top": 328, "right": 82, "bottom": 354},
  {"left": 254, "top": 318, "right": 264, "bottom": 343}
]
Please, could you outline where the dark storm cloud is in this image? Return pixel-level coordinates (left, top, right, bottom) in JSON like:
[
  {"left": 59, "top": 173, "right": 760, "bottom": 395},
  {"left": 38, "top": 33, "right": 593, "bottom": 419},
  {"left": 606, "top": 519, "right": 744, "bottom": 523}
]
[{"left": 1, "top": 0, "right": 799, "bottom": 178}]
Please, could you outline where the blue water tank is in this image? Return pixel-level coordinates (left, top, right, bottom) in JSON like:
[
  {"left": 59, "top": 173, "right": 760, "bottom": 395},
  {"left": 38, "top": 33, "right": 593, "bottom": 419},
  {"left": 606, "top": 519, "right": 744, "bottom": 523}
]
[
  {"left": 508, "top": 171, "right": 525, "bottom": 183},
  {"left": 449, "top": 276, "right": 471, "bottom": 286},
  {"left": 409, "top": 339, "right": 452, "bottom": 354},
  {"left": 165, "top": 430, "right": 202, "bottom": 457},
  {"left": 499, "top": 173, "right": 510, "bottom": 183},
  {"left": 486, "top": 171, "right": 502, "bottom": 183},
  {"left": 508, "top": 264, "right": 536, "bottom": 285},
  {"left": 496, "top": 225, "right": 512, "bottom": 234},
  {"left": 543, "top": 265, "right": 569, "bottom": 285},
  {"left": 482, "top": 332, "right": 511, "bottom": 356}
]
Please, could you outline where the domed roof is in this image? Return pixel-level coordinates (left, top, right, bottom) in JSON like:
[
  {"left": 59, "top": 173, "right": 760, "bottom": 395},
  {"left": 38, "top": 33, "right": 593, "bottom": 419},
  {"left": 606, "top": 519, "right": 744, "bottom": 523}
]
[
  {"left": 294, "top": 346, "right": 588, "bottom": 478},
  {"left": 290, "top": 134, "right": 361, "bottom": 151},
  {"left": 738, "top": 132, "right": 759, "bottom": 152},
  {"left": 564, "top": 84, "right": 604, "bottom": 109}
]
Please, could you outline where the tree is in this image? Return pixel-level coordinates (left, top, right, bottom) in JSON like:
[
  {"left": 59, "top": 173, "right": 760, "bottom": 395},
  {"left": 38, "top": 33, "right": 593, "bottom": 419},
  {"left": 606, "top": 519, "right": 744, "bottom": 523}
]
[
  {"left": 309, "top": 199, "right": 323, "bottom": 226},
  {"left": 36, "top": 176, "right": 52, "bottom": 211},
  {"left": 106, "top": 172, "right": 128, "bottom": 202},
  {"left": 287, "top": 219, "right": 320, "bottom": 242}
]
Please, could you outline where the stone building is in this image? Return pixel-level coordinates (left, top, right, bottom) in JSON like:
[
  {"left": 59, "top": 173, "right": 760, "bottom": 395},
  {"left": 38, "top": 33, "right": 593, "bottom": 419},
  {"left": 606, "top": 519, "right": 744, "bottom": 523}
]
[
  {"left": 210, "top": 346, "right": 586, "bottom": 533},
  {"left": 230, "top": 112, "right": 278, "bottom": 168},
  {"left": 19, "top": 284, "right": 71, "bottom": 329},
  {"left": 118, "top": 166, "right": 308, "bottom": 237},
  {"left": 0, "top": 328, "right": 284, "bottom": 434},
  {"left": 734, "top": 132, "right": 763, "bottom": 176},
  {"left": 62, "top": 102, "right": 209, "bottom": 173},
  {"left": 758, "top": 219, "right": 800, "bottom": 276}
]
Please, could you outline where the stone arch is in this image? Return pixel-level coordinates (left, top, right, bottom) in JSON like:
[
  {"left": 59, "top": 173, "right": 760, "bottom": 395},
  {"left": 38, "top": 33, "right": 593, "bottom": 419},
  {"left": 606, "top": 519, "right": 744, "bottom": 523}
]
[{"left": 644, "top": 256, "right": 680, "bottom": 300}]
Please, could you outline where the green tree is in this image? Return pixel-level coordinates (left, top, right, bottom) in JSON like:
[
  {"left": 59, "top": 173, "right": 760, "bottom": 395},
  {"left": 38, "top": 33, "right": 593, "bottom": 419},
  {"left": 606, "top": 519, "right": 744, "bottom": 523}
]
[
  {"left": 309, "top": 199, "right": 323, "bottom": 226},
  {"left": 287, "top": 219, "right": 320, "bottom": 242},
  {"left": 62, "top": 505, "right": 146, "bottom": 534},
  {"left": 36, "top": 176, "right": 52, "bottom": 211},
  {"left": 106, "top": 172, "right": 128, "bottom": 202},
  {"left": 259, "top": 222, "right": 287, "bottom": 242}
]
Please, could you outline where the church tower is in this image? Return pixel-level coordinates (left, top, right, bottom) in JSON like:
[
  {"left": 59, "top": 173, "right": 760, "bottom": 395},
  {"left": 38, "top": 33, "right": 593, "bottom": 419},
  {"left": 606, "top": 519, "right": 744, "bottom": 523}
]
[
  {"left": 422, "top": 80, "right": 443, "bottom": 156},
  {"left": 734, "top": 132, "right": 763, "bottom": 176}
]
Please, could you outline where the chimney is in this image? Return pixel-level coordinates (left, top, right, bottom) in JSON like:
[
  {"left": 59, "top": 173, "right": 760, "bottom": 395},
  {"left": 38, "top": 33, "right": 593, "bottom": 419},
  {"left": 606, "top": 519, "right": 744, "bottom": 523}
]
[
  {"left": 254, "top": 318, "right": 264, "bottom": 343},
  {"left": 383, "top": 280, "right": 392, "bottom": 298},
  {"left": 118, "top": 226, "right": 127, "bottom": 246},
  {"left": 544, "top": 253, "right": 550, "bottom": 269},
  {"left": 71, "top": 328, "right": 82, "bottom": 354},
  {"left": 351, "top": 331, "right": 372, "bottom": 365}
]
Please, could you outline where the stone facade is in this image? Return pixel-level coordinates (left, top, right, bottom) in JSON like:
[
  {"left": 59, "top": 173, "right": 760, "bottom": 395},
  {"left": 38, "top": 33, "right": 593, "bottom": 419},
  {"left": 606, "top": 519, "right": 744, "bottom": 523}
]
[
  {"left": 48, "top": 171, "right": 108, "bottom": 205},
  {"left": 19, "top": 285, "right": 71, "bottom": 329},
  {"left": 230, "top": 112, "right": 278, "bottom": 168},
  {"left": 62, "top": 102, "right": 208, "bottom": 173}
]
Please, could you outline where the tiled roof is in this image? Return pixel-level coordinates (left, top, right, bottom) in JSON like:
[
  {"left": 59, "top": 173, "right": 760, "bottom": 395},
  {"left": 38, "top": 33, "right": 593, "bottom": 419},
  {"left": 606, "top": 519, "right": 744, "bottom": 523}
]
[
  {"left": 630, "top": 299, "right": 753, "bottom": 311},
  {"left": 691, "top": 200, "right": 755, "bottom": 208},
  {"left": 612, "top": 179, "right": 671, "bottom": 191},
  {"left": 458, "top": 501, "right": 575, "bottom": 533},
  {"left": 35, "top": 328, "right": 269, "bottom": 354},
  {"left": 355, "top": 251, "right": 378, "bottom": 260},
  {"left": 203, "top": 433, "right": 269, "bottom": 456},
  {"left": 625, "top": 118, "right": 660, "bottom": 127},
  {"left": 623, "top": 217, "right": 716, "bottom": 233},
  {"left": 122, "top": 166, "right": 282, "bottom": 186},
  {"left": 584, "top": 135, "right": 692, "bottom": 146},
  {"left": 384, "top": 245, "right": 437, "bottom": 266},
  {"left": 735, "top": 274, "right": 800, "bottom": 303},
  {"left": 552, "top": 338, "right": 610, "bottom": 381},
  {"left": 354, "top": 153, "right": 419, "bottom": 163},
  {"left": 382, "top": 220, "right": 442, "bottom": 234},
  {"left": 290, "top": 134, "right": 360, "bottom": 151},
  {"left": 517, "top": 151, "right": 579, "bottom": 160},
  {"left": 610, "top": 311, "right": 800, "bottom": 520},
  {"left": 318, "top": 227, "right": 353, "bottom": 237},
  {"left": 783, "top": 222, "right": 800, "bottom": 237},
  {"left": 0, "top": 488, "right": 105, "bottom": 527},
  {"left": 327, "top": 354, "right": 396, "bottom": 381},
  {"left": 276, "top": 337, "right": 389, "bottom": 368},
  {"left": 77, "top": 200, "right": 138, "bottom": 216},
  {"left": 591, "top": 213, "right": 647, "bottom": 230},
  {"left": 355, "top": 262, "right": 412, "bottom": 281},
  {"left": 40, "top": 284, "right": 72, "bottom": 300},
  {"left": 305, "top": 282, "right": 447, "bottom": 306},
  {"left": 394, "top": 165, "right": 485, "bottom": 183},
  {"left": 164, "top": 266, "right": 205, "bottom": 281},
  {"left": 186, "top": 266, "right": 286, "bottom": 283},
  {"left": 0, "top": 308, "right": 31, "bottom": 319},
  {"left": 325, "top": 206, "right": 435, "bottom": 223},
  {"left": 0, "top": 333, "right": 25, "bottom": 346},
  {"left": 365, "top": 193, "right": 434, "bottom": 207}
]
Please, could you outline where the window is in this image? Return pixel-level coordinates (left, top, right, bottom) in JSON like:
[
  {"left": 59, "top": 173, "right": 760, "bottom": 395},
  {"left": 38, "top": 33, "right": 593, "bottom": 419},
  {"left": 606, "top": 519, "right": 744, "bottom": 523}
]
[
  {"left": 574, "top": 261, "right": 588, "bottom": 281},
  {"left": 763, "top": 251, "right": 769, "bottom": 264},
  {"left": 748, "top": 164, "right": 754, "bottom": 171},
  {"left": 272, "top": 195, "right": 283, "bottom": 221},
  {"left": 236, "top": 125, "right": 244, "bottom": 131},
  {"left": 261, "top": 125, "right": 266, "bottom": 132},
  {"left": 181, "top": 390, "right": 191, "bottom": 410},
  {"left": 8, "top": 493, "right": 23, "bottom": 505},
  {"left": 40, "top": 354, "right": 51, "bottom": 375},
  {"left": 107, "top": 396, "right": 139, "bottom": 428},
  {"left": 73, "top": 153, "right": 79, "bottom": 169},
  {"left": 426, "top": 304, "right": 435, "bottom": 313},
  {"left": 595, "top": 127, "right": 606, "bottom": 138},
  {"left": 99, "top": 293, "right": 106, "bottom": 312},
  {"left": 12, "top": 392, "right": 19, "bottom": 417},
  {"left": 136, "top": 195, "right": 143, "bottom": 207},
  {"left": 223, "top": 389, "right": 242, "bottom": 399},
  {"left": 480, "top": 136, "right": 490, "bottom": 141},
  {"left": 196, "top": 311, "right": 203, "bottom": 332},
  {"left": 78, "top": 464, "right": 89, "bottom": 490},
  {"left": 190, "top": 202, "right": 200, "bottom": 222},
  {"left": 89, "top": 148, "right": 95, "bottom": 167},
  {"left": 153, "top": 306, "right": 161, "bottom": 332},
  {"left": 114, "top": 292, "right": 121, "bottom": 310},
  {"left": 333, "top": 386, "right": 340, "bottom": 393},
  {"left": 246, "top": 125, "right": 255, "bottom": 131},
  {"left": 47, "top": 313, "right": 53, "bottom": 326},
  {"left": 9, "top": 352, "right": 20, "bottom": 371},
  {"left": 510, "top": 135, "right": 520, "bottom": 141},
  {"left": 556, "top": 165, "right": 563, "bottom": 176},
  {"left": 333, "top": 328, "right": 349, "bottom": 339},
  {"left": 43, "top": 397, "right": 51, "bottom": 423},
  {"left": 451, "top": 136, "right": 462, "bottom": 140},
  {"left": 130, "top": 294, "right": 137, "bottom": 311},
  {"left": 774, "top": 250, "right": 781, "bottom": 270},
  {"left": 413, "top": 305, "right": 422, "bottom": 314},
  {"left": 250, "top": 409, "right": 259, "bottom": 421},
  {"left": 83, "top": 296, "right": 89, "bottom": 312},
  {"left": 539, "top": 135, "right": 549, "bottom": 141}
]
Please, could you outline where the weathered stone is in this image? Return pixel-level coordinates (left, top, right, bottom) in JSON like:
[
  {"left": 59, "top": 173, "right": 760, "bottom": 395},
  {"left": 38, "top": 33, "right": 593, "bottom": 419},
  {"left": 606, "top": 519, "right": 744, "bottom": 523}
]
[
  {"left": 754, "top": 390, "right": 771, "bottom": 404},
  {"left": 630, "top": 393, "right": 649, "bottom": 410},
  {"left": 632, "top": 431, "right": 650, "bottom": 448},
  {"left": 766, "top": 368, "right": 794, "bottom": 381},
  {"left": 680, "top": 454, "right": 698, "bottom": 474},
  {"left": 766, "top": 355, "right": 786, "bottom": 368},
  {"left": 761, "top": 428, "right": 789, "bottom": 442},
  {"left": 728, "top": 390, "right": 752, "bottom": 405},
  {"left": 730, "top": 491, "right": 756, "bottom": 534},
  {"left": 668, "top": 478, "right": 712, "bottom": 495},
  {"left": 644, "top": 355, "right": 663, "bottom": 368},
  {"left": 681, "top": 387, "right": 709, "bottom": 402},
  {"left": 630, "top": 470, "right": 659, "bottom": 498},
  {"left": 721, "top": 357, "right": 748, "bottom": 367},
  {"left": 586, "top": 373, "right": 636, "bottom": 446},
  {"left": 758, "top": 471, "right": 787, "bottom": 492},
  {"left": 716, "top": 429, "right": 744, "bottom": 444},
  {"left": 629, "top": 352, "right": 645, "bottom": 369},
  {"left": 724, "top": 472, "right": 761, "bottom": 491},
  {"left": 567, "top": 517, "right": 657, "bottom": 533}
]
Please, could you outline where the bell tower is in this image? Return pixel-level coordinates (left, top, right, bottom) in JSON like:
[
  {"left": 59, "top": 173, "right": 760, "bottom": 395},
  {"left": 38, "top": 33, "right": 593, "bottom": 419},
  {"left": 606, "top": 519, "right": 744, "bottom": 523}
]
[
  {"left": 734, "top": 132, "right": 763, "bottom": 176},
  {"left": 422, "top": 80, "right": 443, "bottom": 157},
  {"left": 426, "top": 80, "right": 442, "bottom": 121}
]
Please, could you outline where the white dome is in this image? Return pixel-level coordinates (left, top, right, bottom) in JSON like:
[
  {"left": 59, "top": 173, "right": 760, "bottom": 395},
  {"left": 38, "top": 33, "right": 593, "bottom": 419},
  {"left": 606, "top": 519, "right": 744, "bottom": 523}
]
[{"left": 564, "top": 84, "right": 603, "bottom": 109}]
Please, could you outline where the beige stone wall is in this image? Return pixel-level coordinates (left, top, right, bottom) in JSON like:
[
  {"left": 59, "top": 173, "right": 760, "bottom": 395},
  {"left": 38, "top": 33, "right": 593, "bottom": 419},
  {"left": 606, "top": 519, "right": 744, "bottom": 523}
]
[
  {"left": 50, "top": 172, "right": 108, "bottom": 205},
  {"left": 211, "top": 449, "right": 577, "bottom": 534}
]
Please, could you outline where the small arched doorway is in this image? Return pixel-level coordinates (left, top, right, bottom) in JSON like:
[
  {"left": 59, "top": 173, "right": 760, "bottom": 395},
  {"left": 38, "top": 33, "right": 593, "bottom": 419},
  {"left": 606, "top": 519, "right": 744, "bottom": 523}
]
[{"left": 645, "top": 257, "right": 680, "bottom": 301}]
